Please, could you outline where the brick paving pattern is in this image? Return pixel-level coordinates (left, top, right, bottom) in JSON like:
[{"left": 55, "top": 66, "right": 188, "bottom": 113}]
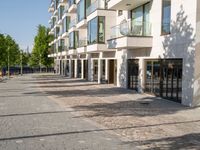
[{"left": 35, "top": 74, "right": 200, "bottom": 150}]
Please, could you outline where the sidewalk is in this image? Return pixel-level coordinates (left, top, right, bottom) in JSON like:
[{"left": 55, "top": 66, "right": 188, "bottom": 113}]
[{"left": 35, "top": 74, "right": 200, "bottom": 150}]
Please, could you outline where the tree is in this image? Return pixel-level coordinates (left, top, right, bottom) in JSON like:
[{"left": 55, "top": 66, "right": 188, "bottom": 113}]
[
  {"left": 30, "top": 25, "right": 53, "bottom": 68},
  {"left": 0, "top": 34, "right": 20, "bottom": 70},
  {"left": 0, "top": 34, "right": 7, "bottom": 69}
]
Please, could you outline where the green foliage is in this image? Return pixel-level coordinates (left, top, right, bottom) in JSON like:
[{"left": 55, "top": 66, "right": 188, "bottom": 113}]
[
  {"left": 30, "top": 25, "right": 53, "bottom": 67},
  {"left": 0, "top": 34, "right": 20, "bottom": 69}
]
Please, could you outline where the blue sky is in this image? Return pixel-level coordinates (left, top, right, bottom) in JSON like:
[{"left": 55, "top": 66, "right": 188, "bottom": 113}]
[{"left": 0, "top": 0, "right": 50, "bottom": 51}]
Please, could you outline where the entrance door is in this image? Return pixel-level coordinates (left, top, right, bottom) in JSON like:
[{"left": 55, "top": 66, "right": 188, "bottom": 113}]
[
  {"left": 71, "top": 60, "right": 75, "bottom": 78},
  {"left": 93, "top": 60, "right": 98, "bottom": 81},
  {"left": 60, "top": 60, "right": 62, "bottom": 75},
  {"left": 83, "top": 60, "right": 88, "bottom": 80},
  {"left": 161, "top": 59, "right": 182, "bottom": 102},
  {"left": 66, "top": 60, "right": 70, "bottom": 77},
  {"left": 128, "top": 59, "right": 139, "bottom": 91},
  {"left": 145, "top": 60, "right": 161, "bottom": 96},
  {"left": 145, "top": 59, "right": 182, "bottom": 103},
  {"left": 109, "top": 60, "right": 117, "bottom": 84},
  {"left": 77, "top": 60, "right": 82, "bottom": 78}
]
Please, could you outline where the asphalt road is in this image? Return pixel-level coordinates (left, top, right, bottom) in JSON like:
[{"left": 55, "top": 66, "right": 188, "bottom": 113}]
[{"left": 0, "top": 75, "right": 135, "bottom": 150}]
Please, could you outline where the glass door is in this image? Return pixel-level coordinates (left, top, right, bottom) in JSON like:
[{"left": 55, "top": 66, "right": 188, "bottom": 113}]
[
  {"left": 128, "top": 59, "right": 139, "bottom": 91},
  {"left": 145, "top": 60, "right": 161, "bottom": 96},
  {"left": 161, "top": 59, "right": 182, "bottom": 102}
]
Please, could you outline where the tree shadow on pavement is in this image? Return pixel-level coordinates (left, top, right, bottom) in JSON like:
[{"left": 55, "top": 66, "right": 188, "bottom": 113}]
[
  {"left": 123, "top": 133, "right": 200, "bottom": 150},
  {"left": 71, "top": 96, "right": 189, "bottom": 118}
]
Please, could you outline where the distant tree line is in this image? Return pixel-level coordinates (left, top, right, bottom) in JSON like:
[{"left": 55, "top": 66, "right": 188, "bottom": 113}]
[{"left": 0, "top": 25, "right": 54, "bottom": 75}]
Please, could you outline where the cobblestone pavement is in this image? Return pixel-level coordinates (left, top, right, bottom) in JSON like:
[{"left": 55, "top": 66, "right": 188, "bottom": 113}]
[
  {"left": 0, "top": 74, "right": 136, "bottom": 150},
  {"left": 34, "top": 74, "right": 200, "bottom": 150}
]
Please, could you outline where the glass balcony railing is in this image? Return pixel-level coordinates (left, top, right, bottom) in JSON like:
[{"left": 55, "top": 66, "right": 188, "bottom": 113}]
[
  {"left": 58, "top": 46, "right": 69, "bottom": 52},
  {"left": 78, "top": 38, "right": 87, "bottom": 48},
  {"left": 69, "top": 18, "right": 77, "bottom": 29},
  {"left": 110, "top": 20, "right": 152, "bottom": 39},
  {"left": 64, "top": 4, "right": 69, "bottom": 13},
  {"left": 68, "top": 0, "right": 76, "bottom": 8},
  {"left": 86, "top": 0, "right": 105, "bottom": 16}
]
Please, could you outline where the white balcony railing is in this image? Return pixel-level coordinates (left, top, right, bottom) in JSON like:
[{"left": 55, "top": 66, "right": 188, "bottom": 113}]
[{"left": 110, "top": 20, "right": 152, "bottom": 39}]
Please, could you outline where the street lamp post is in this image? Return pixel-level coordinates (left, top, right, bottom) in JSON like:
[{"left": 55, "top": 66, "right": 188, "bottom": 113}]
[
  {"left": 20, "top": 50, "right": 23, "bottom": 76},
  {"left": 7, "top": 46, "right": 10, "bottom": 79},
  {"left": 40, "top": 53, "right": 42, "bottom": 73}
]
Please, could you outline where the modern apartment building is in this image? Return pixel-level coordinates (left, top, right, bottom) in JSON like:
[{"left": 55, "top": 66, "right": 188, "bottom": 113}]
[{"left": 48, "top": 0, "right": 200, "bottom": 107}]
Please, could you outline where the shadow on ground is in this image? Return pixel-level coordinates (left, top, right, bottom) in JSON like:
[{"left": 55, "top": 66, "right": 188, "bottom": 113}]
[{"left": 123, "top": 133, "right": 200, "bottom": 150}]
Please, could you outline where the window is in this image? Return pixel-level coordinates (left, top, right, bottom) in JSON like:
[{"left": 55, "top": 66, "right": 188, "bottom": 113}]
[
  {"left": 87, "top": 16, "right": 105, "bottom": 45},
  {"left": 58, "top": 6, "right": 64, "bottom": 20},
  {"left": 118, "top": 10, "right": 123, "bottom": 16},
  {"left": 69, "top": 31, "right": 79, "bottom": 49},
  {"left": 63, "top": 17, "right": 70, "bottom": 33},
  {"left": 161, "top": 0, "right": 171, "bottom": 34},
  {"left": 131, "top": 2, "right": 151, "bottom": 36},
  {"left": 98, "top": 17, "right": 105, "bottom": 43},
  {"left": 77, "top": 0, "right": 86, "bottom": 22}
]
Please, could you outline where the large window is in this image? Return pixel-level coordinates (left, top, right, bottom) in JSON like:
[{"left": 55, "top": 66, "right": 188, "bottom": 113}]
[
  {"left": 87, "top": 16, "right": 105, "bottom": 45},
  {"left": 58, "top": 6, "right": 64, "bottom": 20},
  {"left": 161, "top": 0, "right": 171, "bottom": 34},
  {"left": 69, "top": 31, "right": 79, "bottom": 49},
  {"left": 131, "top": 2, "right": 151, "bottom": 36},
  {"left": 77, "top": 0, "right": 85, "bottom": 22},
  {"left": 63, "top": 16, "right": 70, "bottom": 33}
]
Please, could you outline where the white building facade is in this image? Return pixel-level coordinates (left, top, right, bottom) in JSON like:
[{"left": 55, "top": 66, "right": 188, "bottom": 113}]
[{"left": 48, "top": 0, "right": 200, "bottom": 107}]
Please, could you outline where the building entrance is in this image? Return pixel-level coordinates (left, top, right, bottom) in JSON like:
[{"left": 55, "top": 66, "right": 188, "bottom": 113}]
[
  {"left": 145, "top": 59, "right": 182, "bottom": 103},
  {"left": 128, "top": 59, "right": 139, "bottom": 91}
]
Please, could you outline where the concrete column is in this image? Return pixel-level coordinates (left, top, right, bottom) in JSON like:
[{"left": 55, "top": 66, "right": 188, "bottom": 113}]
[
  {"left": 81, "top": 59, "right": 84, "bottom": 79},
  {"left": 138, "top": 58, "right": 145, "bottom": 93},
  {"left": 90, "top": 59, "right": 94, "bottom": 81},
  {"left": 98, "top": 59, "right": 102, "bottom": 84},
  {"left": 117, "top": 49, "right": 127, "bottom": 88},
  {"left": 87, "top": 54, "right": 92, "bottom": 81},
  {"left": 74, "top": 59, "right": 78, "bottom": 78}
]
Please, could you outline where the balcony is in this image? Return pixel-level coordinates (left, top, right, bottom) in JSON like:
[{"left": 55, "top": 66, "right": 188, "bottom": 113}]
[
  {"left": 69, "top": 18, "right": 77, "bottom": 32},
  {"left": 58, "top": 46, "right": 68, "bottom": 56},
  {"left": 87, "top": 43, "right": 108, "bottom": 53},
  {"left": 107, "top": 0, "right": 151, "bottom": 10},
  {"left": 68, "top": 0, "right": 76, "bottom": 13},
  {"left": 77, "top": 38, "right": 87, "bottom": 53},
  {"left": 76, "top": 19, "right": 87, "bottom": 29},
  {"left": 62, "top": 4, "right": 70, "bottom": 19},
  {"left": 48, "top": 0, "right": 54, "bottom": 12},
  {"left": 86, "top": 0, "right": 105, "bottom": 16},
  {"left": 107, "top": 20, "right": 153, "bottom": 49}
]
